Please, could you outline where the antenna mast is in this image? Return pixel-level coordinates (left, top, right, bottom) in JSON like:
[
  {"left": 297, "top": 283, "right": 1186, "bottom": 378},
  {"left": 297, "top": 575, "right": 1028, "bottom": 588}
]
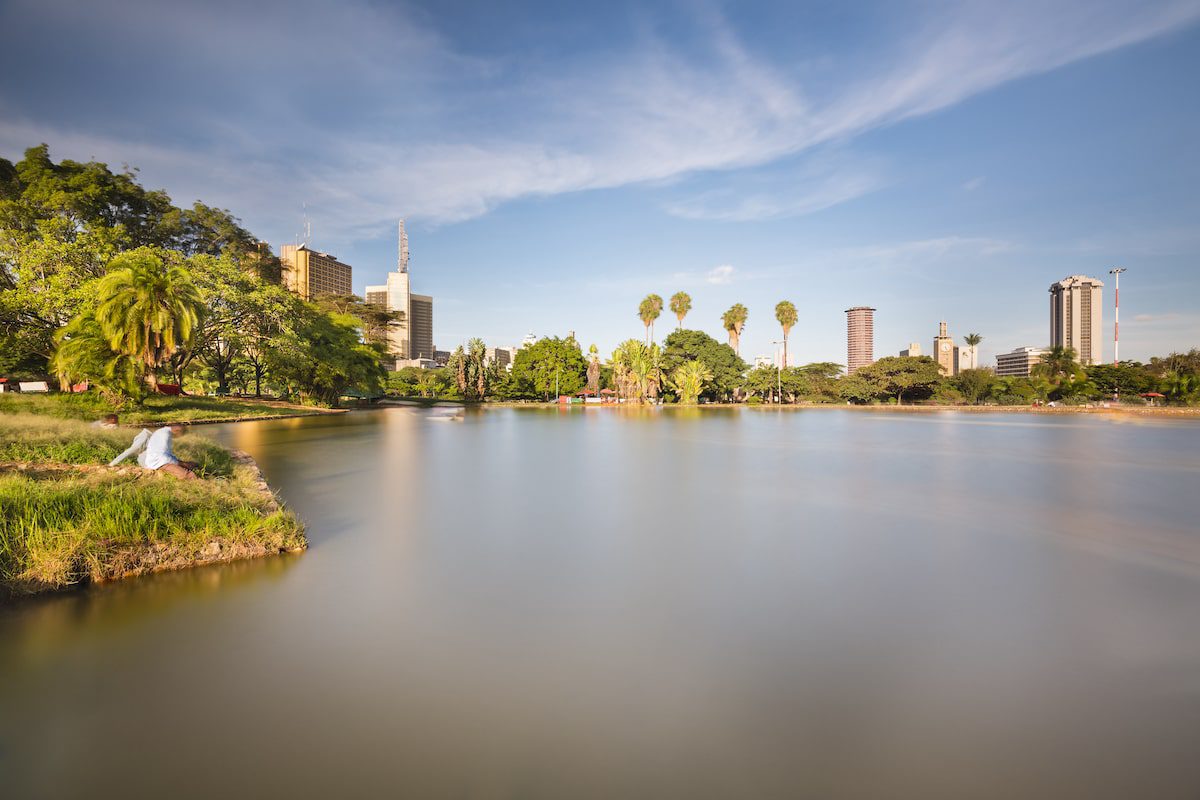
[{"left": 398, "top": 218, "right": 409, "bottom": 273}]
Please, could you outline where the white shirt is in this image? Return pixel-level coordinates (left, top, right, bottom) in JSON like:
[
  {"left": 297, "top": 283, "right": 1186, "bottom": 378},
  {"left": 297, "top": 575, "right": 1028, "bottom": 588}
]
[
  {"left": 108, "top": 427, "right": 179, "bottom": 469},
  {"left": 109, "top": 429, "right": 152, "bottom": 467},
  {"left": 142, "top": 427, "right": 180, "bottom": 470}
]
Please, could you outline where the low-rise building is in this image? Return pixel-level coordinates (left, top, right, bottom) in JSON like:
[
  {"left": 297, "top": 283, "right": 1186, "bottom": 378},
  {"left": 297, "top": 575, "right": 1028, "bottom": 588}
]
[
  {"left": 900, "top": 342, "right": 922, "bottom": 357},
  {"left": 995, "top": 347, "right": 1047, "bottom": 377}
]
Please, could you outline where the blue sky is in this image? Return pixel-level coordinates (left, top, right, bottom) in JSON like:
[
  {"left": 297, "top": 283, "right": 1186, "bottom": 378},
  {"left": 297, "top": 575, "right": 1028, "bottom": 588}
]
[{"left": 1, "top": 0, "right": 1197, "bottom": 365}]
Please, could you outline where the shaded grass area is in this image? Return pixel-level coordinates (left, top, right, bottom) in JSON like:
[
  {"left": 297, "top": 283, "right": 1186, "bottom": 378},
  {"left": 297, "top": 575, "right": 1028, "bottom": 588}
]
[
  {"left": 0, "top": 414, "right": 304, "bottom": 595},
  {"left": 0, "top": 414, "right": 233, "bottom": 476},
  {"left": 0, "top": 468, "right": 304, "bottom": 593},
  {"left": 0, "top": 392, "right": 330, "bottom": 424}
]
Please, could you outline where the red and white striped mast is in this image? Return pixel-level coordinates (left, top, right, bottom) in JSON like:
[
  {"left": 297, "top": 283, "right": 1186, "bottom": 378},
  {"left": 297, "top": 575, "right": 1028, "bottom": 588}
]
[{"left": 1108, "top": 267, "right": 1126, "bottom": 364}]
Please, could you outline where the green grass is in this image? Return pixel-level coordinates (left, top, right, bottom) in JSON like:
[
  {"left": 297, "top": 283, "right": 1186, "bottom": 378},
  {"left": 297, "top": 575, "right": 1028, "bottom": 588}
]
[
  {"left": 0, "top": 392, "right": 328, "bottom": 424},
  {"left": 0, "top": 412, "right": 304, "bottom": 594},
  {"left": 0, "top": 414, "right": 233, "bottom": 476},
  {"left": 0, "top": 468, "right": 304, "bottom": 591}
]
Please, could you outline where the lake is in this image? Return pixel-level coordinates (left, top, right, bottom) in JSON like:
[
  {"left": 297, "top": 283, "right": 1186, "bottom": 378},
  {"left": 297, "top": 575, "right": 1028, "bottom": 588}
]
[{"left": 2, "top": 407, "right": 1199, "bottom": 798}]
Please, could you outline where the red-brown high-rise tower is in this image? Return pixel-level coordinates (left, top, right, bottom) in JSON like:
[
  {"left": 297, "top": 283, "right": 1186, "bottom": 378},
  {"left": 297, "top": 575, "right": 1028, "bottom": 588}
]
[{"left": 845, "top": 306, "right": 876, "bottom": 374}]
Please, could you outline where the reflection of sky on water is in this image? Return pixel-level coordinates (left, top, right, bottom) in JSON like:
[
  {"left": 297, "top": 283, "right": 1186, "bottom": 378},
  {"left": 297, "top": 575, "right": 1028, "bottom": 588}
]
[{"left": 2, "top": 409, "right": 1198, "bottom": 798}]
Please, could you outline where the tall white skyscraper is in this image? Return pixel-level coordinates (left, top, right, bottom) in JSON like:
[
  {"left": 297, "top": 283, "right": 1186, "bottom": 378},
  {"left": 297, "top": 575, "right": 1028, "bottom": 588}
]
[
  {"left": 1049, "top": 275, "right": 1103, "bottom": 365},
  {"left": 365, "top": 220, "right": 435, "bottom": 363}
]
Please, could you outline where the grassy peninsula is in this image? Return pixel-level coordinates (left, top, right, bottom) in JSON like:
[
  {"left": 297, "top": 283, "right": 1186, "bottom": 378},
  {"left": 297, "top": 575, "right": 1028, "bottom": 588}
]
[{"left": 0, "top": 413, "right": 304, "bottom": 598}]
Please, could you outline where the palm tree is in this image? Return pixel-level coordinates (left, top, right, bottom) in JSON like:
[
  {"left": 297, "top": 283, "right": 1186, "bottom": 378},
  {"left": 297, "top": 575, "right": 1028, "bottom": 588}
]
[
  {"left": 611, "top": 339, "right": 644, "bottom": 401},
  {"left": 670, "top": 291, "right": 692, "bottom": 330},
  {"left": 669, "top": 359, "right": 713, "bottom": 404},
  {"left": 1160, "top": 370, "right": 1196, "bottom": 403},
  {"left": 587, "top": 344, "right": 600, "bottom": 396},
  {"left": 1034, "top": 345, "right": 1080, "bottom": 384},
  {"left": 646, "top": 343, "right": 664, "bottom": 401},
  {"left": 93, "top": 249, "right": 202, "bottom": 391},
  {"left": 721, "top": 303, "right": 748, "bottom": 356},
  {"left": 774, "top": 300, "right": 797, "bottom": 369},
  {"left": 638, "top": 294, "right": 663, "bottom": 343},
  {"left": 963, "top": 332, "right": 983, "bottom": 370}
]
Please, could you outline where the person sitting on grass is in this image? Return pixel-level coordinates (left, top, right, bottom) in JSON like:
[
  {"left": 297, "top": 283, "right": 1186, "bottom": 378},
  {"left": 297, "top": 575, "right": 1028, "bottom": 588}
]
[{"left": 109, "top": 423, "right": 200, "bottom": 479}]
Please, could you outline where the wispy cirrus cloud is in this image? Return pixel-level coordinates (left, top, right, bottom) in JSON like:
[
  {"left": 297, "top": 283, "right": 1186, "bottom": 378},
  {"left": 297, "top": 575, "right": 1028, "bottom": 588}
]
[{"left": 1, "top": 0, "right": 1197, "bottom": 242}]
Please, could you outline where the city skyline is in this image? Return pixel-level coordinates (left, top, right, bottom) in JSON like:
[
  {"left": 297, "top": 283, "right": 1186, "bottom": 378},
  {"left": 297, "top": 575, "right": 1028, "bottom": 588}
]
[{"left": 3, "top": 1, "right": 1197, "bottom": 363}]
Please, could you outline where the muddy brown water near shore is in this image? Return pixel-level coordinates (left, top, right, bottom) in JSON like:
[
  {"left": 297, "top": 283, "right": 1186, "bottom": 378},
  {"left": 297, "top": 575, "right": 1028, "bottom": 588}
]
[{"left": 1, "top": 407, "right": 1199, "bottom": 798}]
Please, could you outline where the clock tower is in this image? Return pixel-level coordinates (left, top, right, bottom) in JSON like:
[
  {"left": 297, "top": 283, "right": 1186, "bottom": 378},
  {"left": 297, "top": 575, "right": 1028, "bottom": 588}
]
[{"left": 933, "top": 321, "right": 955, "bottom": 376}]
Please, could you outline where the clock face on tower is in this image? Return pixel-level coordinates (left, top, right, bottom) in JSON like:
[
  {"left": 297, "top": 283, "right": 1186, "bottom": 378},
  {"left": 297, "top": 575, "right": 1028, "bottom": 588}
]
[{"left": 941, "top": 342, "right": 951, "bottom": 352}]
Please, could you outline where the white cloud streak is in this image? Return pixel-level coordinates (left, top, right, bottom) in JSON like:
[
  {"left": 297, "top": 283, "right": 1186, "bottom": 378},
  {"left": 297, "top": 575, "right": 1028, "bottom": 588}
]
[{"left": 1, "top": 0, "right": 1197, "bottom": 241}]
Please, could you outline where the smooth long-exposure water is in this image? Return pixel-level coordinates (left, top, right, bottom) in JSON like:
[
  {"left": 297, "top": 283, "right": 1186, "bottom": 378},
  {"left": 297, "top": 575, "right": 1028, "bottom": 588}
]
[{"left": 2, "top": 408, "right": 1199, "bottom": 798}]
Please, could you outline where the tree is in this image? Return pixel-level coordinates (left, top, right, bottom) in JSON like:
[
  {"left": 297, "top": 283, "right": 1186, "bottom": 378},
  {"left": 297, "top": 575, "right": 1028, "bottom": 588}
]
[
  {"left": 797, "top": 362, "right": 844, "bottom": 402},
  {"left": 721, "top": 303, "right": 748, "bottom": 356},
  {"left": 447, "top": 338, "right": 489, "bottom": 400},
  {"left": 92, "top": 248, "right": 202, "bottom": 390},
  {"left": 264, "top": 305, "right": 385, "bottom": 404},
  {"left": 504, "top": 336, "right": 587, "bottom": 400},
  {"left": 954, "top": 368, "right": 995, "bottom": 404},
  {"left": 50, "top": 314, "right": 141, "bottom": 401},
  {"left": 963, "top": 333, "right": 982, "bottom": 370},
  {"left": 1160, "top": 370, "right": 1198, "bottom": 404},
  {"left": 1085, "top": 363, "right": 1151, "bottom": 400},
  {"left": 639, "top": 294, "right": 663, "bottom": 343},
  {"left": 774, "top": 300, "right": 797, "bottom": 369},
  {"left": 744, "top": 365, "right": 811, "bottom": 403},
  {"left": 669, "top": 359, "right": 712, "bottom": 404},
  {"left": 850, "top": 356, "right": 942, "bottom": 404},
  {"left": 661, "top": 329, "right": 747, "bottom": 401},
  {"left": 586, "top": 344, "right": 601, "bottom": 396},
  {"left": 1034, "top": 345, "right": 1080, "bottom": 383},
  {"left": 669, "top": 291, "right": 692, "bottom": 330}
]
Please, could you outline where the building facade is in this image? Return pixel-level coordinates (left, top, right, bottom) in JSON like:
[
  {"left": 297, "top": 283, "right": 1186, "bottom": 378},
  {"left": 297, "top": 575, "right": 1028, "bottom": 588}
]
[
  {"left": 845, "top": 307, "right": 876, "bottom": 374},
  {"left": 954, "top": 342, "right": 978, "bottom": 373},
  {"left": 363, "top": 220, "right": 435, "bottom": 364},
  {"left": 486, "top": 347, "right": 515, "bottom": 370},
  {"left": 995, "top": 347, "right": 1047, "bottom": 377},
  {"left": 280, "top": 244, "right": 352, "bottom": 300},
  {"left": 900, "top": 342, "right": 922, "bottom": 357},
  {"left": 1050, "top": 275, "right": 1104, "bottom": 365},
  {"left": 932, "top": 321, "right": 956, "bottom": 375}
]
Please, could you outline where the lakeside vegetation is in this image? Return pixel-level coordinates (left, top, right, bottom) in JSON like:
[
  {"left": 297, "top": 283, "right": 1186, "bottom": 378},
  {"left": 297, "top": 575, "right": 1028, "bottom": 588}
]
[
  {"left": 0, "top": 414, "right": 304, "bottom": 596},
  {"left": 1, "top": 145, "right": 386, "bottom": 408},
  {"left": 395, "top": 329, "right": 1200, "bottom": 407},
  {"left": 2, "top": 145, "right": 1194, "bottom": 411},
  {"left": 0, "top": 392, "right": 339, "bottom": 425}
]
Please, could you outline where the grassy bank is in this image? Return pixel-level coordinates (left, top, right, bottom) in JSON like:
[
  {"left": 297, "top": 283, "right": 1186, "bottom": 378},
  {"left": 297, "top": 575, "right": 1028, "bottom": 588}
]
[
  {"left": 0, "top": 414, "right": 304, "bottom": 597},
  {"left": 0, "top": 391, "right": 341, "bottom": 424}
]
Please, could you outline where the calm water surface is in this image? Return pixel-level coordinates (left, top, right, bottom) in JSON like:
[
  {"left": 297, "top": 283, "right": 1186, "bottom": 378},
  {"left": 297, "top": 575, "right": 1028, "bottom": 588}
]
[{"left": 2, "top": 408, "right": 1199, "bottom": 798}]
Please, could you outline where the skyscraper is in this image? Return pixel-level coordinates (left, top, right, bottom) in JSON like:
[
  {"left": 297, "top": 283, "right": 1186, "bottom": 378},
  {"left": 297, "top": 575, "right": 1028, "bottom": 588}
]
[
  {"left": 845, "top": 306, "right": 876, "bottom": 374},
  {"left": 364, "top": 220, "right": 435, "bottom": 363},
  {"left": 280, "top": 244, "right": 352, "bottom": 300},
  {"left": 1049, "top": 275, "right": 1104, "bottom": 365}
]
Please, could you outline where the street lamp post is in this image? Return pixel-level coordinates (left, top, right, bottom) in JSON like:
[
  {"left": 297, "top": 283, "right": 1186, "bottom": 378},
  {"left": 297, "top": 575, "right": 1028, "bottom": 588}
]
[
  {"left": 771, "top": 340, "right": 784, "bottom": 403},
  {"left": 1109, "top": 267, "right": 1126, "bottom": 365}
]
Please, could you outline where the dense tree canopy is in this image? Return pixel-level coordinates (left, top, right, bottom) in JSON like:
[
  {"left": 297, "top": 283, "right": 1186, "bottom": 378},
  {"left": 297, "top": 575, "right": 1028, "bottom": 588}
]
[
  {"left": 0, "top": 145, "right": 384, "bottom": 404},
  {"left": 661, "top": 329, "right": 746, "bottom": 400}
]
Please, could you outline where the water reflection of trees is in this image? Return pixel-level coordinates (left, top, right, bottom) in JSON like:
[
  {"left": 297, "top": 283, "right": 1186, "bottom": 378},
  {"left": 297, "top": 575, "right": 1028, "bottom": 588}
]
[{"left": 0, "top": 555, "right": 299, "bottom": 663}]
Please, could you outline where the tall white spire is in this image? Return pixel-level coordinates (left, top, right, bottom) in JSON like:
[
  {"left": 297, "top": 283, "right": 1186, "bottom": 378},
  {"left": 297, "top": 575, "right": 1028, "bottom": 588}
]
[{"left": 398, "top": 218, "right": 409, "bottom": 273}]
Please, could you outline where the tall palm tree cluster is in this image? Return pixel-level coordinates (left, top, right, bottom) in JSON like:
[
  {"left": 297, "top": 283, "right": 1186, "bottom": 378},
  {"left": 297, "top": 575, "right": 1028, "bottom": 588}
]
[
  {"left": 53, "top": 249, "right": 202, "bottom": 397},
  {"left": 610, "top": 339, "right": 664, "bottom": 402}
]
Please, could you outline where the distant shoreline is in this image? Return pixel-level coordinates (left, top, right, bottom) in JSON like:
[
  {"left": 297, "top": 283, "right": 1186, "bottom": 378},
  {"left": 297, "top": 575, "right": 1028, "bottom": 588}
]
[{"left": 472, "top": 401, "right": 1200, "bottom": 418}]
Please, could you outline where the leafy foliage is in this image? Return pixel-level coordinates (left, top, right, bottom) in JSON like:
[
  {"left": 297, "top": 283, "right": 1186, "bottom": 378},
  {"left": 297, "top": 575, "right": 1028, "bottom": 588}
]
[{"left": 661, "top": 329, "right": 747, "bottom": 401}]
